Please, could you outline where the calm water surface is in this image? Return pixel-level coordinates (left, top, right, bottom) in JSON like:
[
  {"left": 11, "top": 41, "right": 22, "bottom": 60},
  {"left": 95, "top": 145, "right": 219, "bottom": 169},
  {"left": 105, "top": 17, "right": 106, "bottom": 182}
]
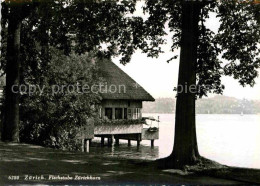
[{"left": 90, "top": 114, "right": 260, "bottom": 169}]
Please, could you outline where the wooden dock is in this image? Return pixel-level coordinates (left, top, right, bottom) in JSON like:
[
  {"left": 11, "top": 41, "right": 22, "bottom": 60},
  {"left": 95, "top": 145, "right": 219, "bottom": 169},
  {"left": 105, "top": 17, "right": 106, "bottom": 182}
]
[
  {"left": 78, "top": 119, "right": 159, "bottom": 152},
  {"left": 94, "top": 123, "right": 159, "bottom": 147}
]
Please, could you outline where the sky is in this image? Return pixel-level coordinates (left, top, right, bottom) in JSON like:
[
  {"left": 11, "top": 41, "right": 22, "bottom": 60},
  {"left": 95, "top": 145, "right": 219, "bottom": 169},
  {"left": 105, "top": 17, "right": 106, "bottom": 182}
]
[{"left": 112, "top": 3, "right": 260, "bottom": 101}]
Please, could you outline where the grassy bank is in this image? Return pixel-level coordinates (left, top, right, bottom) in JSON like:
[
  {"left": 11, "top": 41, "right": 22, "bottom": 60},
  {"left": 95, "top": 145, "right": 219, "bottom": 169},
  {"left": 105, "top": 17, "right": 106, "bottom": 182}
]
[{"left": 0, "top": 142, "right": 259, "bottom": 185}]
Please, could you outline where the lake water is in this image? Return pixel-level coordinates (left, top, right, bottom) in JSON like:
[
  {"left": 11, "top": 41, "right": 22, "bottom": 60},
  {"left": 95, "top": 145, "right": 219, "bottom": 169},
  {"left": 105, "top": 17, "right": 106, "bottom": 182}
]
[{"left": 91, "top": 114, "right": 260, "bottom": 169}]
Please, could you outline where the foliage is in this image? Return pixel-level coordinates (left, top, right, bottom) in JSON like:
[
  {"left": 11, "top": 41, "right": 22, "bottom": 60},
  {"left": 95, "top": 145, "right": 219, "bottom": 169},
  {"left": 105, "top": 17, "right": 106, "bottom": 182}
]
[
  {"left": 0, "top": 0, "right": 152, "bottom": 71},
  {"left": 216, "top": 1, "right": 260, "bottom": 87},
  {"left": 143, "top": 0, "right": 260, "bottom": 97},
  {"left": 19, "top": 51, "right": 101, "bottom": 150},
  {"left": 0, "top": 76, "right": 5, "bottom": 87}
]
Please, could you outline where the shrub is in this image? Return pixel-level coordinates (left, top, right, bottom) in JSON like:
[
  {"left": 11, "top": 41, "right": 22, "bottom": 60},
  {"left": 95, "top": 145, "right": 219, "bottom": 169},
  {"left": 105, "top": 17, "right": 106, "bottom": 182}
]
[{"left": 19, "top": 51, "right": 101, "bottom": 150}]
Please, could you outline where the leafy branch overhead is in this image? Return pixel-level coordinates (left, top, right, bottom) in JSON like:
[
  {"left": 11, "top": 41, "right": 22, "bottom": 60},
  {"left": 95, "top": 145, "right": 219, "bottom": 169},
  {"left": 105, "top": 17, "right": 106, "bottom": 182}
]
[
  {"left": 1, "top": 0, "right": 147, "bottom": 69},
  {"left": 143, "top": 0, "right": 260, "bottom": 97}
]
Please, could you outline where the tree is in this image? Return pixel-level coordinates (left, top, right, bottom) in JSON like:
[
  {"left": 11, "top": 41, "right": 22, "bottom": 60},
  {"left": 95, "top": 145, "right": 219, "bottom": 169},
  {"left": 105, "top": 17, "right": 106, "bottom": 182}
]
[
  {"left": 0, "top": 0, "right": 147, "bottom": 142},
  {"left": 142, "top": 0, "right": 259, "bottom": 168},
  {"left": 19, "top": 51, "right": 101, "bottom": 150},
  {"left": 1, "top": 2, "right": 24, "bottom": 141}
]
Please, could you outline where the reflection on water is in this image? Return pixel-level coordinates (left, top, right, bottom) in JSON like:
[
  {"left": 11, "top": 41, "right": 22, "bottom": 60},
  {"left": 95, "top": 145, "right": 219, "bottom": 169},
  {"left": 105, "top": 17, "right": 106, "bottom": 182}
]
[
  {"left": 89, "top": 142, "right": 159, "bottom": 160},
  {"left": 89, "top": 114, "right": 260, "bottom": 169}
]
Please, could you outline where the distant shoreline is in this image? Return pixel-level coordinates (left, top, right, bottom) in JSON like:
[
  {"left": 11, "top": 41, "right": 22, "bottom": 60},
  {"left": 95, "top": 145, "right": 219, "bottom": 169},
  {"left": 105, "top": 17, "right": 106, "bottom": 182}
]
[{"left": 143, "top": 96, "right": 260, "bottom": 115}]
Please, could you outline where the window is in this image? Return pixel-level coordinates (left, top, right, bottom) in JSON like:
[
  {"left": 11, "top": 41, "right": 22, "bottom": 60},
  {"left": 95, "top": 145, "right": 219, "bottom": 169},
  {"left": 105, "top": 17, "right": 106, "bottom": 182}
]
[
  {"left": 105, "top": 108, "right": 112, "bottom": 119},
  {"left": 115, "top": 108, "right": 123, "bottom": 119},
  {"left": 133, "top": 108, "right": 141, "bottom": 119},
  {"left": 133, "top": 108, "right": 137, "bottom": 119}
]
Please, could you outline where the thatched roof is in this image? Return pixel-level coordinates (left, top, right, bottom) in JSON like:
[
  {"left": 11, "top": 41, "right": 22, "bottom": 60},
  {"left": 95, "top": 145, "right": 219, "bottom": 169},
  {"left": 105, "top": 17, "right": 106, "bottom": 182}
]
[{"left": 97, "top": 60, "right": 155, "bottom": 101}]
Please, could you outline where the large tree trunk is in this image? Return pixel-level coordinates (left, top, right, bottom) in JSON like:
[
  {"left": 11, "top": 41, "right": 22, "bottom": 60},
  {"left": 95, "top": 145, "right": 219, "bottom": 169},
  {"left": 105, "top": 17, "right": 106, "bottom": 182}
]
[
  {"left": 1, "top": 5, "right": 22, "bottom": 142},
  {"left": 158, "top": 2, "right": 202, "bottom": 169}
]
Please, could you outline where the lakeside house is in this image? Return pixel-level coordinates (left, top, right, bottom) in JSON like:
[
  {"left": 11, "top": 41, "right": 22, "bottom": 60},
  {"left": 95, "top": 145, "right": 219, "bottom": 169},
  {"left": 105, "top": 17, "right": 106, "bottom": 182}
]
[
  {"left": 97, "top": 59, "right": 155, "bottom": 120},
  {"left": 90, "top": 60, "right": 159, "bottom": 148}
]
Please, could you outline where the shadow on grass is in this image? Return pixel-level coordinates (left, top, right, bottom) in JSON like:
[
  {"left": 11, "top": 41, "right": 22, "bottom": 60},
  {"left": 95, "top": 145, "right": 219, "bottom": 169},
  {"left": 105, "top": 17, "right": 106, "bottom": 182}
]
[{"left": 0, "top": 142, "right": 259, "bottom": 184}]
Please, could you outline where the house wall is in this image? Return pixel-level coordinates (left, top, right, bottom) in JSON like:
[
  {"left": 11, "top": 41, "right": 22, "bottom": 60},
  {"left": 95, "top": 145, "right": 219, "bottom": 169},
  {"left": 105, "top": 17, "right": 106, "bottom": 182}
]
[{"left": 100, "top": 99, "right": 142, "bottom": 120}]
